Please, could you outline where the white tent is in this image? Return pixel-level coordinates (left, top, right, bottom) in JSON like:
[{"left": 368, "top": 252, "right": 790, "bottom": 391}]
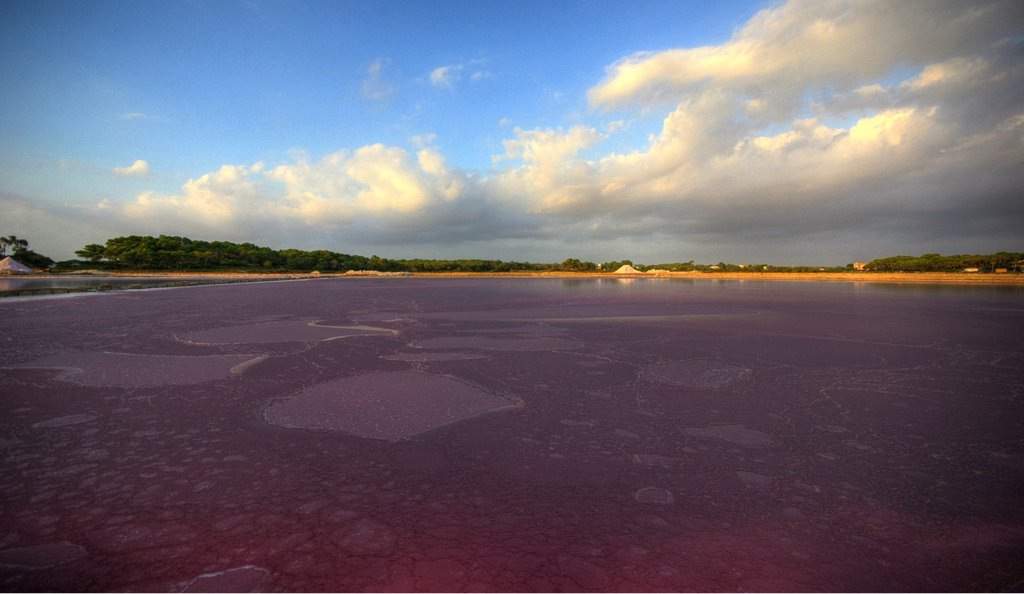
[
  {"left": 0, "top": 257, "right": 34, "bottom": 274},
  {"left": 613, "top": 264, "right": 641, "bottom": 274}
]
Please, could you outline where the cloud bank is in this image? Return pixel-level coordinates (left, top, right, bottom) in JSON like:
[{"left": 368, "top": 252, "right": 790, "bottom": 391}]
[{"left": 28, "top": 0, "right": 1024, "bottom": 262}]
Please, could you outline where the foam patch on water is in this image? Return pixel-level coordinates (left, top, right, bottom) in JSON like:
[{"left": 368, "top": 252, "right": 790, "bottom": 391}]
[
  {"left": 641, "top": 359, "right": 749, "bottom": 388},
  {"left": 263, "top": 371, "right": 516, "bottom": 441},
  {"left": 9, "top": 352, "right": 262, "bottom": 387},
  {"left": 413, "top": 336, "right": 581, "bottom": 352},
  {"left": 685, "top": 424, "right": 773, "bottom": 446},
  {"left": 179, "top": 320, "right": 395, "bottom": 345}
]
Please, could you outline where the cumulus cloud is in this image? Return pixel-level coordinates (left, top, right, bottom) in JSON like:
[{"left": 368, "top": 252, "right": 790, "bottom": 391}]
[
  {"left": 112, "top": 160, "right": 150, "bottom": 179},
  {"left": 120, "top": 163, "right": 268, "bottom": 237},
  {"left": 108, "top": 144, "right": 490, "bottom": 245},
  {"left": 38, "top": 0, "right": 1023, "bottom": 263},
  {"left": 588, "top": 0, "right": 1020, "bottom": 114},
  {"left": 557, "top": 0, "right": 1023, "bottom": 260},
  {"left": 429, "top": 60, "right": 490, "bottom": 89},
  {"left": 490, "top": 125, "right": 605, "bottom": 213},
  {"left": 361, "top": 58, "right": 397, "bottom": 103},
  {"left": 430, "top": 64, "right": 462, "bottom": 88}
]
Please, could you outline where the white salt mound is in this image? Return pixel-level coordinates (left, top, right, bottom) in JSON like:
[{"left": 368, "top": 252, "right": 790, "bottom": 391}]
[{"left": 613, "top": 265, "right": 641, "bottom": 274}]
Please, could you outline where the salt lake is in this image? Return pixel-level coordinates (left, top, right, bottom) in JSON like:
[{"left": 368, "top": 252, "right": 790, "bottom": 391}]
[{"left": 1, "top": 277, "right": 1022, "bottom": 591}]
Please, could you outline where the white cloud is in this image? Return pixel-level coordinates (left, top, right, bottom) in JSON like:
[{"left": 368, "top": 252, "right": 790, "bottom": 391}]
[
  {"left": 429, "top": 64, "right": 462, "bottom": 88},
  {"left": 361, "top": 58, "right": 397, "bottom": 103},
  {"left": 496, "top": 125, "right": 602, "bottom": 166},
  {"left": 588, "top": 0, "right": 1020, "bottom": 114},
  {"left": 900, "top": 56, "right": 991, "bottom": 90},
  {"left": 24, "top": 0, "right": 1022, "bottom": 264},
  {"left": 122, "top": 163, "right": 265, "bottom": 228},
  {"left": 112, "top": 160, "right": 150, "bottom": 179},
  {"left": 429, "top": 60, "right": 491, "bottom": 89},
  {"left": 492, "top": 125, "right": 604, "bottom": 213},
  {"left": 119, "top": 112, "right": 160, "bottom": 121},
  {"left": 112, "top": 144, "right": 474, "bottom": 237}
]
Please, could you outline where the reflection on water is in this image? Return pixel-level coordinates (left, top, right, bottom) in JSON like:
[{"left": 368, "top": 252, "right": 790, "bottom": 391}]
[
  {"left": 0, "top": 275, "right": 260, "bottom": 294},
  {"left": 550, "top": 276, "right": 1024, "bottom": 298}
]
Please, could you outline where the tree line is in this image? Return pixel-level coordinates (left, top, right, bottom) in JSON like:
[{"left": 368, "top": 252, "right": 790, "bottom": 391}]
[
  {"left": 68, "top": 235, "right": 553, "bottom": 273},
  {"left": 864, "top": 252, "right": 1024, "bottom": 273},
  {"left": 4, "top": 232, "right": 1020, "bottom": 274}
]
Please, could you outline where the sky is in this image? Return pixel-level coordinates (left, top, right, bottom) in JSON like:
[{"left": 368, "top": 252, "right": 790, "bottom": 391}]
[{"left": 1, "top": 0, "right": 1022, "bottom": 265}]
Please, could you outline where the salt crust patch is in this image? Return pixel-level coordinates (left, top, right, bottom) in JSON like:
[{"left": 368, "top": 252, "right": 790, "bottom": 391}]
[
  {"left": 633, "top": 453, "right": 685, "bottom": 468},
  {"left": 463, "top": 325, "right": 567, "bottom": 335},
  {"left": 9, "top": 352, "right": 260, "bottom": 387},
  {"left": 332, "top": 518, "right": 396, "bottom": 555},
  {"left": 175, "top": 565, "right": 270, "bottom": 593},
  {"left": 737, "top": 470, "right": 774, "bottom": 489},
  {"left": 634, "top": 487, "right": 674, "bottom": 504},
  {"left": 685, "top": 424, "right": 773, "bottom": 447},
  {"left": 0, "top": 541, "right": 87, "bottom": 569},
  {"left": 641, "top": 359, "right": 749, "bottom": 388},
  {"left": 180, "top": 320, "right": 394, "bottom": 345},
  {"left": 263, "top": 371, "right": 515, "bottom": 441},
  {"left": 32, "top": 414, "right": 95, "bottom": 428},
  {"left": 413, "top": 336, "right": 581, "bottom": 352},
  {"left": 382, "top": 352, "right": 488, "bottom": 362}
]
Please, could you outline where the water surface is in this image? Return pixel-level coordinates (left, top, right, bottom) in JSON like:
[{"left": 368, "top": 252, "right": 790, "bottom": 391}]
[{"left": 1, "top": 278, "right": 1021, "bottom": 591}]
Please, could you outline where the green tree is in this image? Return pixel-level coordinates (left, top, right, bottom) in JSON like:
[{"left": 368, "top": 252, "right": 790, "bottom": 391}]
[
  {"left": 1, "top": 235, "right": 53, "bottom": 268},
  {"left": 16, "top": 250, "right": 54, "bottom": 269},
  {"left": 1, "top": 235, "right": 29, "bottom": 257},
  {"left": 75, "top": 244, "right": 107, "bottom": 262}
]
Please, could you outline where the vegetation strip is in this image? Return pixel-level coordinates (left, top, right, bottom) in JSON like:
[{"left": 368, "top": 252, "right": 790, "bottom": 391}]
[{"left": 3, "top": 233, "right": 1023, "bottom": 276}]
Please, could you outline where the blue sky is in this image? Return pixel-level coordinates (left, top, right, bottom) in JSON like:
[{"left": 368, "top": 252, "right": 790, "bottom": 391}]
[{"left": 2, "top": 0, "right": 1021, "bottom": 264}]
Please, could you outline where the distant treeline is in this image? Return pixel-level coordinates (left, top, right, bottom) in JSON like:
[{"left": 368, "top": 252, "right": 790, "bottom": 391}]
[
  {"left": 55, "top": 235, "right": 1022, "bottom": 274},
  {"left": 67, "top": 235, "right": 552, "bottom": 273},
  {"left": 864, "top": 252, "right": 1024, "bottom": 273}
]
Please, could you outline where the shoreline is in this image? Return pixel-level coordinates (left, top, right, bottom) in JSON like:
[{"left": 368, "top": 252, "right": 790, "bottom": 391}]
[
  {"left": 413, "top": 271, "right": 1024, "bottom": 284},
  {"left": 15, "top": 270, "right": 1024, "bottom": 285}
]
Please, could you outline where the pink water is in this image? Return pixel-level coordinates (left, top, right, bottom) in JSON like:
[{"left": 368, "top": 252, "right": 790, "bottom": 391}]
[{"left": 1, "top": 278, "right": 1022, "bottom": 591}]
